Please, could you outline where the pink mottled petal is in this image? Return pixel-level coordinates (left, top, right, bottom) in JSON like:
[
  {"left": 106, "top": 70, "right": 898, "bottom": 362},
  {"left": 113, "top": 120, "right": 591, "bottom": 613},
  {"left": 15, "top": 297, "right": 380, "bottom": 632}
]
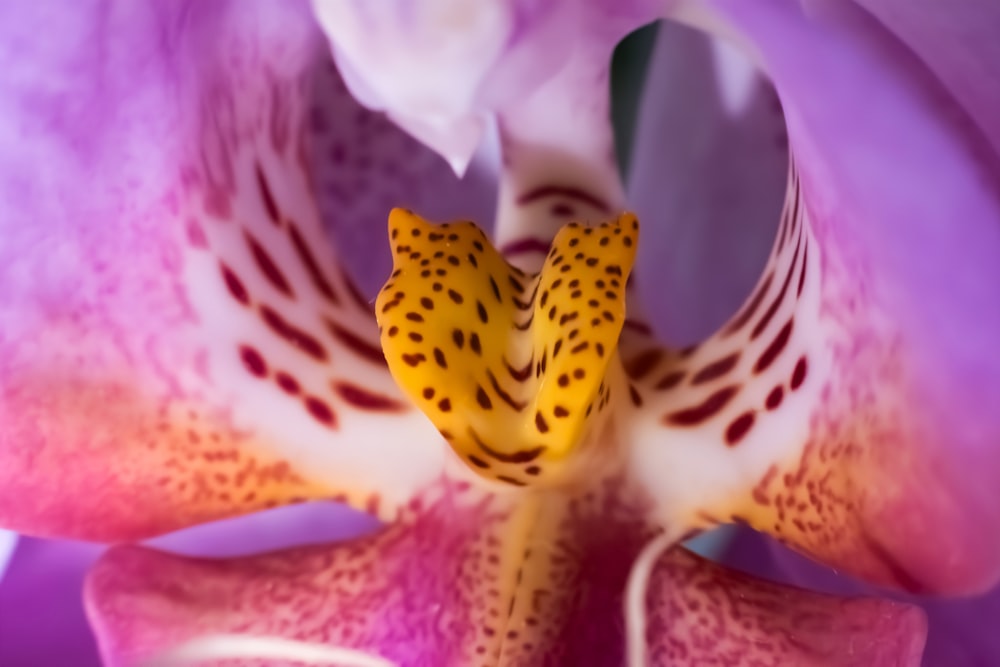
[
  {"left": 646, "top": 547, "right": 926, "bottom": 666},
  {"left": 86, "top": 480, "right": 925, "bottom": 666},
  {"left": 87, "top": 478, "right": 659, "bottom": 667},
  {"left": 625, "top": 0, "right": 1000, "bottom": 594},
  {"left": 0, "top": 1, "right": 458, "bottom": 541}
]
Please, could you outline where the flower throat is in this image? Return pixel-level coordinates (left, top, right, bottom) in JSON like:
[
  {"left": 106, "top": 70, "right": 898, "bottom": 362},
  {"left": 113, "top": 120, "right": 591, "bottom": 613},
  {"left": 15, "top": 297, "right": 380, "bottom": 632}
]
[{"left": 376, "top": 208, "right": 638, "bottom": 487}]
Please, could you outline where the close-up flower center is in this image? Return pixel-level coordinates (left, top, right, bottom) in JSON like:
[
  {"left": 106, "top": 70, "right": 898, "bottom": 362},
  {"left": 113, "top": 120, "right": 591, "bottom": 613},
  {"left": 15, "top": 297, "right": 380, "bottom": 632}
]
[{"left": 377, "top": 209, "right": 637, "bottom": 487}]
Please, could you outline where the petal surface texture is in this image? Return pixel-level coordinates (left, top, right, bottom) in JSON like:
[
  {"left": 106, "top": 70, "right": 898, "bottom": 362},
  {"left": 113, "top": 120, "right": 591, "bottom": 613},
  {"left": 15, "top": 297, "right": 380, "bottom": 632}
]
[
  {"left": 86, "top": 483, "right": 925, "bottom": 667},
  {"left": 0, "top": 0, "right": 462, "bottom": 540},
  {"left": 625, "top": 0, "right": 1000, "bottom": 594},
  {"left": 849, "top": 0, "right": 1000, "bottom": 154}
]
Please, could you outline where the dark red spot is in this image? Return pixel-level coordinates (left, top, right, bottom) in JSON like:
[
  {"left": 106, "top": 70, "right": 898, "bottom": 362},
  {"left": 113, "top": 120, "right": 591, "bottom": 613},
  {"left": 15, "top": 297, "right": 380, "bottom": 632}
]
[
  {"left": 666, "top": 385, "right": 740, "bottom": 426},
  {"left": 470, "top": 430, "right": 545, "bottom": 463},
  {"left": 288, "top": 223, "right": 339, "bottom": 304},
  {"left": 487, "top": 369, "right": 526, "bottom": 411},
  {"left": 476, "top": 386, "right": 493, "bottom": 410},
  {"left": 790, "top": 356, "right": 808, "bottom": 389},
  {"left": 305, "top": 396, "right": 337, "bottom": 428},
  {"left": 275, "top": 371, "right": 300, "bottom": 395},
  {"left": 499, "top": 237, "right": 552, "bottom": 258},
  {"left": 333, "top": 381, "right": 407, "bottom": 412},
  {"left": 725, "top": 272, "right": 773, "bottom": 336},
  {"left": 325, "top": 319, "right": 385, "bottom": 366},
  {"left": 535, "top": 411, "right": 549, "bottom": 433},
  {"left": 255, "top": 163, "right": 280, "bottom": 224},
  {"left": 516, "top": 185, "right": 610, "bottom": 214},
  {"left": 690, "top": 352, "right": 741, "bottom": 385},
  {"left": 628, "top": 384, "right": 643, "bottom": 407},
  {"left": 623, "top": 319, "right": 653, "bottom": 336},
  {"left": 402, "top": 353, "right": 426, "bottom": 367},
  {"left": 505, "top": 357, "right": 532, "bottom": 383},
  {"left": 655, "top": 371, "right": 686, "bottom": 390},
  {"left": 752, "top": 235, "right": 801, "bottom": 340},
  {"left": 624, "top": 349, "right": 663, "bottom": 381},
  {"left": 468, "top": 455, "right": 490, "bottom": 469},
  {"left": 725, "top": 412, "right": 756, "bottom": 446},
  {"left": 245, "top": 230, "right": 295, "bottom": 298},
  {"left": 755, "top": 319, "right": 794, "bottom": 373},
  {"left": 797, "top": 244, "right": 809, "bottom": 296},
  {"left": 765, "top": 386, "right": 784, "bottom": 410},
  {"left": 239, "top": 345, "right": 267, "bottom": 378},
  {"left": 220, "top": 262, "right": 250, "bottom": 305},
  {"left": 260, "top": 305, "right": 328, "bottom": 362}
]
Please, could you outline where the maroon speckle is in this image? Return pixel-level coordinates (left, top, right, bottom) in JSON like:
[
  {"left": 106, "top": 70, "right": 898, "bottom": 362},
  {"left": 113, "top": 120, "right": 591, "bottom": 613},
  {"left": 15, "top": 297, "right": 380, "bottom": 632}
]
[
  {"left": 517, "top": 184, "right": 610, "bottom": 214},
  {"left": 333, "top": 381, "right": 406, "bottom": 412},
  {"left": 220, "top": 262, "right": 250, "bottom": 306},
  {"left": 655, "top": 371, "right": 686, "bottom": 391},
  {"left": 725, "top": 412, "right": 756, "bottom": 446},
  {"left": 245, "top": 230, "right": 295, "bottom": 298},
  {"left": 725, "top": 272, "right": 773, "bottom": 337},
  {"left": 288, "top": 222, "right": 339, "bottom": 304},
  {"left": 755, "top": 319, "right": 794, "bottom": 374},
  {"left": 765, "top": 386, "right": 784, "bottom": 410},
  {"left": 666, "top": 385, "right": 740, "bottom": 426},
  {"left": 238, "top": 345, "right": 267, "bottom": 378},
  {"left": 790, "top": 356, "right": 808, "bottom": 389},
  {"left": 550, "top": 203, "right": 575, "bottom": 217},
  {"left": 255, "top": 163, "right": 281, "bottom": 224},
  {"left": 751, "top": 233, "right": 801, "bottom": 340},
  {"left": 690, "top": 352, "right": 741, "bottom": 385},
  {"left": 325, "top": 318, "right": 386, "bottom": 366},
  {"left": 260, "top": 305, "right": 329, "bottom": 362},
  {"left": 624, "top": 349, "right": 664, "bottom": 381},
  {"left": 305, "top": 396, "right": 337, "bottom": 428},
  {"left": 275, "top": 371, "right": 300, "bottom": 395},
  {"left": 797, "top": 244, "right": 809, "bottom": 297}
]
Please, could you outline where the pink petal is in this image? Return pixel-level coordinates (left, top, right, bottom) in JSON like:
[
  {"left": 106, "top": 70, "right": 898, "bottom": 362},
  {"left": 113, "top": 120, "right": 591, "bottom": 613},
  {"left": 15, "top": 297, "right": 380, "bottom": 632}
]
[
  {"left": 86, "top": 478, "right": 925, "bottom": 666},
  {"left": 625, "top": 0, "right": 1000, "bottom": 595},
  {"left": 0, "top": 0, "right": 462, "bottom": 541},
  {"left": 646, "top": 547, "right": 925, "bottom": 666}
]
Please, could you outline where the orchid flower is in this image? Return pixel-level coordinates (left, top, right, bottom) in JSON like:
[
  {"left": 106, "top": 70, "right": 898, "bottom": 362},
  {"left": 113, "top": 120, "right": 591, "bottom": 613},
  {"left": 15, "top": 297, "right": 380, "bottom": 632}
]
[{"left": 1, "top": 0, "right": 999, "bottom": 666}]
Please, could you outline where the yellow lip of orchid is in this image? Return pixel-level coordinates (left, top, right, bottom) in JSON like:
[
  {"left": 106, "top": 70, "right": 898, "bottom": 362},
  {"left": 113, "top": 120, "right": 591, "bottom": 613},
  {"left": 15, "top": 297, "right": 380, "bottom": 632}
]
[{"left": 376, "top": 208, "right": 638, "bottom": 487}]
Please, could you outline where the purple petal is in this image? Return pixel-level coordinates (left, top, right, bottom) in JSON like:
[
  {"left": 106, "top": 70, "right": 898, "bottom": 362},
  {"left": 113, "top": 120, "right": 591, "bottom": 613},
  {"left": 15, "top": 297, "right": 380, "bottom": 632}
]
[
  {"left": 849, "top": 0, "right": 1000, "bottom": 154},
  {"left": 627, "top": 20, "right": 788, "bottom": 344},
  {"left": 624, "top": 0, "right": 1000, "bottom": 595},
  {"left": 0, "top": 538, "right": 104, "bottom": 667}
]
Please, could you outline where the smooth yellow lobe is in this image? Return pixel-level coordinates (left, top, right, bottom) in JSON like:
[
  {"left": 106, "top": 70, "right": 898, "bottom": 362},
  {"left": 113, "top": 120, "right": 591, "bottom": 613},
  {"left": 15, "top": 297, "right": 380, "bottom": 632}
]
[{"left": 376, "top": 208, "right": 638, "bottom": 487}]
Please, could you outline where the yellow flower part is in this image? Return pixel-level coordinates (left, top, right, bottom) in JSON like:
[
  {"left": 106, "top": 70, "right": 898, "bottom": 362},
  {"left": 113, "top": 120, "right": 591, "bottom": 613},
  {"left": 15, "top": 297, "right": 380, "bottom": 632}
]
[{"left": 376, "top": 208, "right": 638, "bottom": 487}]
